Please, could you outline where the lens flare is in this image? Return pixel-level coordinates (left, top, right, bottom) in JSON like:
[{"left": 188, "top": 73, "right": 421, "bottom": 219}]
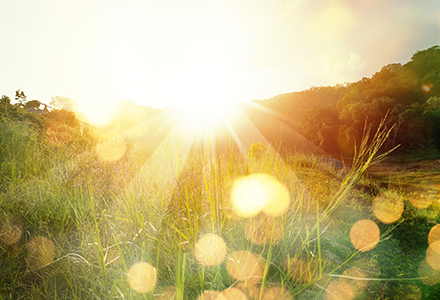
[
  {"left": 422, "top": 84, "right": 432, "bottom": 92},
  {"left": 217, "top": 288, "right": 248, "bottom": 300},
  {"left": 426, "top": 240, "right": 440, "bottom": 270},
  {"left": 372, "top": 191, "right": 404, "bottom": 224},
  {"left": 406, "top": 190, "right": 433, "bottom": 209},
  {"left": 284, "top": 258, "right": 310, "bottom": 283},
  {"left": 350, "top": 220, "right": 380, "bottom": 252},
  {"left": 418, "top": 259, "right": 440, "bottom": 286},
  {"left": 95, "top": 135, "right": 127, "bottom": 162},
  {"left": 231, "top": 175, "right": 267, "bottom": 218},
  {"left": 0, "top": 215, "right": 22, "bottom": 245},
  {"left": 231, "top": 174, "right": 290, "bottom": 218},
  {"left": 429, "top": 225, "right": 440, "bottom": 245},
  {"left": 196, "top": 290, "right": 220, "bottom": 299},
  {"left": 245, "top": 214, "right": 283, "bottom": 245},
  {"left": 237, "top": 279, "right": 259, "bottom": 299},
  {"left": 324, "top": 279, "right": 354, "bottom": 300},
  {"left": 25, "top": 236, "right": 55, "bottom": 269},
  {"left": 127, "top": 262, "right": 157, "bottom": 294},
  {"left": 194, "top": 234, "right": 227, "bottom": 266},
  {"left": 226, "top": 251, "right": 265, "bottom": 281}
]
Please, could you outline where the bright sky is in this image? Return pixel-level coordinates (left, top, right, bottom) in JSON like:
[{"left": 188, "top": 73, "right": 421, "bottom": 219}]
[{"left": 1, "top": 0, "right": 439, "bottom": 112}]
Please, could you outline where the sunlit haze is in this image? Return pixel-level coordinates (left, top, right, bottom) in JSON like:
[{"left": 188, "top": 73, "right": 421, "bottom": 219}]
[{"left": 1, "top": 0, "right": 439, "bottom": 113}]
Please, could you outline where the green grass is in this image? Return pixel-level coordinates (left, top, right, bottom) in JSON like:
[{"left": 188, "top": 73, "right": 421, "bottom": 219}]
[{"left": 1, "top": 119, "right": 440, "bottom": 299}]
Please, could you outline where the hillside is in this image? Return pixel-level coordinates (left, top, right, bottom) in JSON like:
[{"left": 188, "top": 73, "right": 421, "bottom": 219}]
[{"left": 251, "top": 45, "right": 440, "bottom": 158}]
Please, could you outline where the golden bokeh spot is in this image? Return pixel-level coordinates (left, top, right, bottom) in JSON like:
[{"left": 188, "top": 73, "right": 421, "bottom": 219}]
[
  {"left": 196, "top": 290, "right": 220, "bottom": 300},
  {"left": 95, "top": 135, "right": 127, "bottom": 162},
  {"left": 260, "top": 176, "right": 290, "bottom": 217},
  {"left": 217, "top": 288, "right": 248, "bottom": 300},
  {"left": 418, "top": 259, "right": 440, "bottom": 286},
  {"left": 350, "top": 220, "right": 380, "bottom": 252},
  {"left": 262, "top": 286, "right": 293, "bottom": 299},
  {"left": 194, "top": 234, "right": 227, "bottom": 266},
  {"left": 283, "top": 258, "right": 310, "bottom": 283},
  {"left": 428, "top": 224, "right": 440, "bottom": 245},
  {"left": 156, "top": 285, "right": 177, "bottom": 299},
  {"left": 236, "top": 278, "right": 260, "bottom": 299},
  {"left": 127, "top": 262, "right": 157, "bottom": 294},
  {"left": 245, "top": 214, "right": 283, "bottom": 245},
  {"left": 226, "top": 251, "right": 265, "bottom": 282},
  {"left": 324, "top": 279, "right": 354, "bottom": 300},
  {"left": 234, "top": 281, "right": 257, "bottom": 299},
  {"left": 25, "top": 236, "right": 55, "bottom": 269},
  {"left": 231, "top": 174, "right": 290, "bottom": 218},
  {"left": 231, "top": 174, "right": 268, "bottom": 218},
  {"left": 426, "top": 240, "right": 440, "bottom": 270},
  {"left": 341, "top": 267, "right": 369, "bottom": 296},
  {"left": 372, "top": 191, "right": 404, "bottom": 224},
  {"left": 0, "top": 215, "right": 22, "bottom": 245},
  {"left": 406, "top": 191, "right": 433, "bottom": 209}
]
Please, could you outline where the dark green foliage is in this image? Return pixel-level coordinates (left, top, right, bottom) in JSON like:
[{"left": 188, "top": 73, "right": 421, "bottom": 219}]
[{"left": 255, "top": 45, "right": 440, "bottom": 157}]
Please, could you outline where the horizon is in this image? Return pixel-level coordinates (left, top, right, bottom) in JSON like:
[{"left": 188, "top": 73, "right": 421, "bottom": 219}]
[{"left": 1, "top": 1, "right": 439, "bottom": 112}]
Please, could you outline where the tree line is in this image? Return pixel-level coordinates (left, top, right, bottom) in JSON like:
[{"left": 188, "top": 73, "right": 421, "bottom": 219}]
[{"left": 256, "top": 45, "right": 440, "bottom": 157}]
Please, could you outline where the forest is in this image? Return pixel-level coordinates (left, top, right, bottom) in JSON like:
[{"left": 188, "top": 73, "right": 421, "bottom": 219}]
[{"left": 255, "top": 45, "right": 440, "bottom": 158}]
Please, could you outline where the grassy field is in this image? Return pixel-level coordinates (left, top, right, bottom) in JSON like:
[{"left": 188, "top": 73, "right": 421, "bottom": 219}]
[{"left": 1, "top": 119, "right": 440, "bottom": 299}]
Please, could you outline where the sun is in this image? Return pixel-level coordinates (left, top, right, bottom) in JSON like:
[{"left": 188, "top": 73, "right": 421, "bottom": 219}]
[{"left": 176, "top": 99, "right": 239, "bottom": 134}]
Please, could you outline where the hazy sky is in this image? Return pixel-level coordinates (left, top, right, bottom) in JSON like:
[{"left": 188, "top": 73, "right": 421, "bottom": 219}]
[{"left": 1, "top": 0, "right": 439, "bottom": 112}]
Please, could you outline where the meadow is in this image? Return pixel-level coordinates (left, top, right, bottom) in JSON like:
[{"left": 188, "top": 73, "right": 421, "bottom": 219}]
[{"left": 1, "top": 116, "right": 440, "bottom": 300}]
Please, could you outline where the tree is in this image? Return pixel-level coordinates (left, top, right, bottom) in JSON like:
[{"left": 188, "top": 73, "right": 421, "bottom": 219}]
[
  {"left": 50, "top": 96, "right": 78, "bottom": 112},
  {"left": 15, "top": 89, "right": 27, "bottom": 106},
  {"left": 0, "top": 95, "right": 11, "bottom": 105}
]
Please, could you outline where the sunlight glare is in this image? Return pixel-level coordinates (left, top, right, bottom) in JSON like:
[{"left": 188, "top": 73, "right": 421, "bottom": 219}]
[
  {"left": 226, "top": 251, "right": 265, "bottom": 281},
  {"left": 127, "top": 262, "right": 157, "bottom": 294},
  {"left": 95, "top": 135, "right": 127, "bottom": 162},
  {"left": 79, "top": 101, "right": 117, "bottom": 126},
  {"left": 372, "top": 191, "right": 404, "bottom": 224},
  {"left": 422, "top": 84, "right": 431, "bottom": 92},
  {"left": 231, "top": 174, "right": 290, "bottom": 218},
  {"left": 194, "top": 234, "right": 227, "bottom": 266},
  {"left": 350, "top": 220, "right": 380, "bottom": 252},
  {"left": 407, "top": 189, "right": 434, "bottom": 209},
  {"left": 428, "top": 225, "right": 440, "bottom": 245},
  {"left": 231, "top": 175, "right": 267, "bottom": 218},
  {"left": 426, "top": 240, "right": 440, "bottom": 270}
]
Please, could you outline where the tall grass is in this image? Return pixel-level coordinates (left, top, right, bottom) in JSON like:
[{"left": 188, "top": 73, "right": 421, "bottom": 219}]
[{"left": 0, "top": 118, "right": 431, "bottom": 299}]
